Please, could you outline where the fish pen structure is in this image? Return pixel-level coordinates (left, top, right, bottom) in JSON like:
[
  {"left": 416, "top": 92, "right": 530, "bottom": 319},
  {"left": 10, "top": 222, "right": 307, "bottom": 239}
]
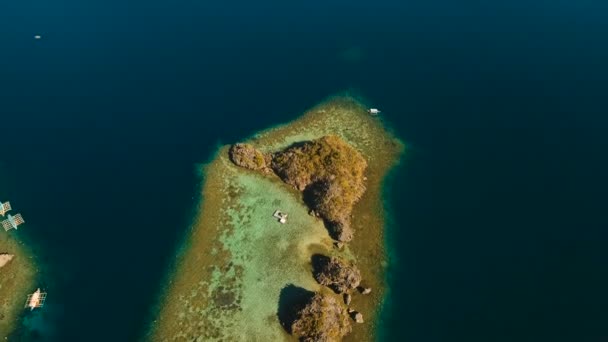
[
  {"left": 0, "top": 201, "right": 11, "bottom": 216},
  {"left": 2, "top": 213, "right": 24, "bottom": 231}
]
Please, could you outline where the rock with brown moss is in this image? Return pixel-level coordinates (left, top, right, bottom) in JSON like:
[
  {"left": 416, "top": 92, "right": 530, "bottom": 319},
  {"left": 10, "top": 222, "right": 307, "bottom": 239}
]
[
  {"left": 291, "top": 292, "right": 352, "bottom": 342},
  {"left": 330, "top": 220, "right": 354, "bottom": 243},
  {"left": 229, "top": 143, "right": 267, "bottom": 171},
  {"left": 313, "top": 255, "right": 361, "bottom": 294},
  {"left": 271, "top": 135, "right": 367, "bottom": 241}
]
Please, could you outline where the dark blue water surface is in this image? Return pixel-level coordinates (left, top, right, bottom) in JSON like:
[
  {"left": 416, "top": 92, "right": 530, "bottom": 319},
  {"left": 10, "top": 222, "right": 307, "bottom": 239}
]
[{"left": 1, "top": 0, "right": 608, "bottom": 341}]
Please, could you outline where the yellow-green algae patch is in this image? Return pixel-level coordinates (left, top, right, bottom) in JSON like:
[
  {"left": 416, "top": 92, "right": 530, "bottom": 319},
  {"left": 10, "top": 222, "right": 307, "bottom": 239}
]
[
  {"left": 149, "top": 95, "right": 404, "bottom": 341},
  {"left": 0, "top": 231, "right": 38, "bottom": 337}
]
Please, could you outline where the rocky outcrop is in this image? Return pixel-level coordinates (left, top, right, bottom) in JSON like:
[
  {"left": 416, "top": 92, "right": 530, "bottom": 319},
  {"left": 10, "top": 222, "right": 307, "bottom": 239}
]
[
  {"left": 354, "top": 312, "right": 364, "bottom": 323},
  {"left": 313, "top": 255, "right": 361, "bottom": 294},
  {"left": 343, "top": 293, "right": 352, "bottom": 306},
  {"left": 271, "top": 136, "right": 367, "bottom": 242},
  {"left": 359, "top": 287, "right": 372, "bottom": 295},
  {"left": 330, "top": 221, "right": 354, "bottom": 243},
  {"left": 348, "top": 309, "right": 364, "bottom": 323},
  {"left": 0, "top": 253, "right": 14, "bottom": 268},
  {"left": 291, "top": 293, "right": 352, "bottom": 342},
  {"left": 228, "top": 143, "right": 267, "bottom": 171}
]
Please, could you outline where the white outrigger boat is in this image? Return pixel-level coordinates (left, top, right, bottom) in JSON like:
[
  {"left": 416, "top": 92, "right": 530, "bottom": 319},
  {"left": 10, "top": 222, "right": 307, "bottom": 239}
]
[
  {"left": 273, "top": 210, "right": 288, "bottom": 224},
  {"left": 25, "top": 288, "right": 47, "bottom": 310},
  {"left": 0, "top": 201, "right": 11, "bottom": 216},
  {"left": 367, "top": 108, "right": 381, "bottom": 115}
]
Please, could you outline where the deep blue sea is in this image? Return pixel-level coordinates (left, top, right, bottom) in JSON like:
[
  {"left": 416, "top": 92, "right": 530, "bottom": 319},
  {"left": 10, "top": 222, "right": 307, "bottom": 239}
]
[{"left": 1, "top": 0, "right": 608, "bottom": 341}]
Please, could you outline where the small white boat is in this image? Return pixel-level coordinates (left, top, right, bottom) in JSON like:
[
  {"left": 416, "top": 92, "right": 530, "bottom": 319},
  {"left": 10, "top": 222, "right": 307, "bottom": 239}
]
[
  {"left": 25, "top": 288, "right": 47, "bottom": 310},
  {"left": 273, "top": 210, "right": 288, "bottom": 224},
  {"left": 367, "top": 108, "right": 381, "bottom": 115},
  {"left": 34, "top": 35, "right": 41, "bottom": 40}
]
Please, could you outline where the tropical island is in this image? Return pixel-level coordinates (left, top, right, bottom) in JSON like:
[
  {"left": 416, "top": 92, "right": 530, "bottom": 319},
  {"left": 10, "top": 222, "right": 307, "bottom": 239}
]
[{"left": 148, "top": 95, "right": 403, "bottom": 341}]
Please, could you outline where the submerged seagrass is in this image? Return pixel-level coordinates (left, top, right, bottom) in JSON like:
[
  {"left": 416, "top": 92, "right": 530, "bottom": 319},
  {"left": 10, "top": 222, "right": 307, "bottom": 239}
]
[{"left": 148, "top": 96, "right": 404, "bottom": 341}]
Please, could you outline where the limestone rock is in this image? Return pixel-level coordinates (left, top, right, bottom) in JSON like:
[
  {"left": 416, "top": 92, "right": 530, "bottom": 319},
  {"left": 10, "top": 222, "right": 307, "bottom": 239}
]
[
  {"left": 344, "top": 293, "right": 352, "bottom": 306},
  {"left": 360, "top": 287, "right": 372, "bottom": 295},
  {"left": 228, "top": 143, "right": 267, "bottom": 171},
  {"left": 350, "top": 311, "right": 364, "bottom": 323},
  {"left": 270, "top": 136, "right": 368, "bottom": 234},
  {"left": 291, "top": 293, "right": 352, "bottom": 342},
  {"left": 313, "top": 255, "right": 361, "bottom": 294},
  {"left": 0, "top": 253, "right": 15, "bottom": 268},
  {"left": 331, "top": 220, "right": 354, "bottom": 243}
]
